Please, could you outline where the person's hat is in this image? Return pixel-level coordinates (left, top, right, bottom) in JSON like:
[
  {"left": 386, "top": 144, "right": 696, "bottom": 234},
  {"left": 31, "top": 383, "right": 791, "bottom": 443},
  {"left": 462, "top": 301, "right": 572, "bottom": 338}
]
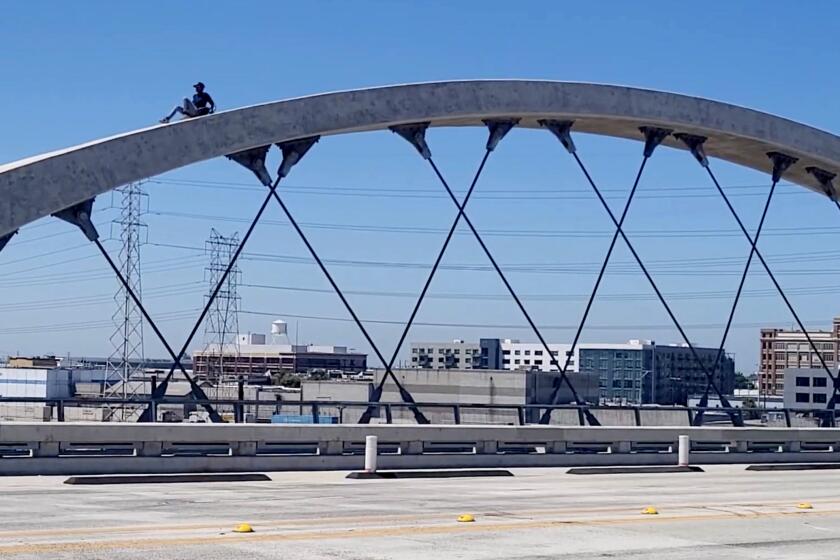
[{"left": 193, "top": 82, "right": 205, "bottom": 89}]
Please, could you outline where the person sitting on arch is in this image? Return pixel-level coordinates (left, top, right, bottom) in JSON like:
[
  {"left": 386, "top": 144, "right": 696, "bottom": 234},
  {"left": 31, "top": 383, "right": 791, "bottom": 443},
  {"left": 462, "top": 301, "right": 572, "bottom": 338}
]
[{"left": 160, "top": 82, "right": 215, "bottom": 123}]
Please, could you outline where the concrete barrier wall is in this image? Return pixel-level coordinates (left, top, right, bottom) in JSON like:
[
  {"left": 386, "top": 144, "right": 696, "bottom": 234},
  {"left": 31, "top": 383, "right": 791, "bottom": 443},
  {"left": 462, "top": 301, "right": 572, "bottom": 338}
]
[{"left": 2, "top": 422, "right": 840, "bottom": 476}]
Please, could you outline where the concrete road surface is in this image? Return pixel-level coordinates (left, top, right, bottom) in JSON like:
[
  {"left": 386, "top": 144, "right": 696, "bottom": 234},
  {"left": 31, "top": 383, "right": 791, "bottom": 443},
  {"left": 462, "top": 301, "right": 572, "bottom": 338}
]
[{"left": 2, "top": 465, "right": 840, "bottom": 559}]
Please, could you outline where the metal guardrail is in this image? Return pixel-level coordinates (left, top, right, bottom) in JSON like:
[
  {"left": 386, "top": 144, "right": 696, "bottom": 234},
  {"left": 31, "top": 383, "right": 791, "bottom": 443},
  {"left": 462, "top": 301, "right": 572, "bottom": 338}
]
[{"left": 0, "top": 396, "right": 832, "bottom": 427}]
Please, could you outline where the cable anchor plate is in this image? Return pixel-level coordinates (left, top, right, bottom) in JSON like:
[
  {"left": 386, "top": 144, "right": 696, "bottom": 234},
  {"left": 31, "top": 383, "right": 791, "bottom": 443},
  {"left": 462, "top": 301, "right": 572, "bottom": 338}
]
[
  {"left": 226, "top": 145, "right": 273, "bottom": 187},
  {"left": 390, "top": 122, "right": 432, "bottom": 159},
  {"left": 276, "top": 136, "right": 320, "bottom": 178},
  {"left": 52, "top": 198, "right": 99, "bottom": 241},
  {"left": 539, "top": 119, "right": 576, "bottom": 154}
]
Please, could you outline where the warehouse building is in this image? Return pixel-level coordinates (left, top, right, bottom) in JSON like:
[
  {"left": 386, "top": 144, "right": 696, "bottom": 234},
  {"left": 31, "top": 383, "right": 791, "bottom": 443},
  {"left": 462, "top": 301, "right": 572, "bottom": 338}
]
[
  {"left": 291, "top": 368, "right": 599, "bottom": 424},
  {"left": 193, "top": 332, "right": 367, "bottom": 382}
]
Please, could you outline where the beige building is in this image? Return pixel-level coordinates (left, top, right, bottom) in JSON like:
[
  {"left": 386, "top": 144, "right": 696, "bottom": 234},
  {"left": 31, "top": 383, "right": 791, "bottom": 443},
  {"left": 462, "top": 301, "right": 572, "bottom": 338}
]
[{"left": 759, "top": 317, "right": 840, "bottom": 395}]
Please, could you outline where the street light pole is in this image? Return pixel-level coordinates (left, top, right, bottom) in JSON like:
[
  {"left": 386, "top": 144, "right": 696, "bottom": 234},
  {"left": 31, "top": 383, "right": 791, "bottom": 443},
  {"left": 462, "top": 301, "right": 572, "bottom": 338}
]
[{"left": 651, "top": 341, "right": 657, "bottom": 405}]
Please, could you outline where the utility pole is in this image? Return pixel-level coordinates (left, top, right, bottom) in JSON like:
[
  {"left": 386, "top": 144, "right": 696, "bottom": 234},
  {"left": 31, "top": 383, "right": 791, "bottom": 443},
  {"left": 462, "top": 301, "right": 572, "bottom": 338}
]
[
  {"left": 104, "top": 182, "right": 148, "bottom": 420},
  {"left": 202, "top": 229, "right": 241, "bottom": 385}
]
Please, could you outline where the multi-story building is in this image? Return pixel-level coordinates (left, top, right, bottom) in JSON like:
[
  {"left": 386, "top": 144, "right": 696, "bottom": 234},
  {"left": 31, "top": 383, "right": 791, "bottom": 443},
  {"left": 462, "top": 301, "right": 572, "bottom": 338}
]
[
  {"left": 410, "top": 337, "right": 735, "bottom": 405},
  {"left": 410, "top": 339, "right": 573, "bottom": 372},
  {"left": 411, "top": 339, "right": 495, "bottom": 370},
  {"left": 578, "top": 341, "right": 735, "bottom": 405},
  {"left": 759, "top": 317, "right": 840, "bottom": 395},
  {"left": 500, "top": 340, "right": 575, "bottom": 372}
]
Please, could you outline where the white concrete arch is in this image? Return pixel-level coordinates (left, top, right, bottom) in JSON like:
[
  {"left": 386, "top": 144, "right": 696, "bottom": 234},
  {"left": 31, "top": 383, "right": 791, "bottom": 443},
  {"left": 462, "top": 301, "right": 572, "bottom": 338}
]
[{"left": 2, "top": 80, "right": 840, "bottom": 238}]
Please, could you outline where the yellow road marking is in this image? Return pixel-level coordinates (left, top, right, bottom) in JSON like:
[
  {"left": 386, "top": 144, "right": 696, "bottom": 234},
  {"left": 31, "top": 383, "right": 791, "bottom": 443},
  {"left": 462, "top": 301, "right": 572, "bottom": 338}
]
[
  {"left": 1, "top": 508, "right": 838, "bottom": 555},
  {"left": 1, "top": 496, "right": 825, "bottom": 539}
]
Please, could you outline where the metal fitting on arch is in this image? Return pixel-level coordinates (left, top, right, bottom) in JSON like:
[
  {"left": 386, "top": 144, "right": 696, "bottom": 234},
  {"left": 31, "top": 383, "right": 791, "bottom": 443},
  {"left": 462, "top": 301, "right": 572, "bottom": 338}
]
[
  {"left": 226, "top": 145, "right": 273, "bottom": 187},
  {"left": 483, "top": 118, "right": 519, "bottom": 152},
  {"left": 806, "top": 166, "right": 838, "bottom": 199},
  {"left": 0, "top": 229, "right": 17, "bottom": 253},
  {"left": 640, "top": 126, "right": 673, "bottom": 158},
  {"left": 767, "top": 152, "right": 798, "bottom": 183},
  {"left": 390, "top": 122, "right": 432, "bottom": 160},
  {"left": 52, "top": 198, "right": 99, "bottom": 241},
  {"left": 276, "top": 136, "right": 320, "bottom": 178},
  {"left": 539, "top": 119, "right": 576, "bottom": 154},
  {"left": 674, "top": 133, "right": 709, "bottom": 167}
]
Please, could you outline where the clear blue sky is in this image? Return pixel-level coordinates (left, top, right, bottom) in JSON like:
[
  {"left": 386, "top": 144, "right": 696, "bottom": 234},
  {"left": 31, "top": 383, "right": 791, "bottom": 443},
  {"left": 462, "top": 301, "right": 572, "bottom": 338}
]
[{"left": 2, "top": 1, "right": 840, "bottom": 374}]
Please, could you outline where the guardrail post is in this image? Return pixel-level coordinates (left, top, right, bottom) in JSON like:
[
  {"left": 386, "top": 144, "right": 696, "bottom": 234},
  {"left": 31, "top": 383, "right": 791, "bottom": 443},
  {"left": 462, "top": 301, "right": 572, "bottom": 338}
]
[
  {"left": 476, "top": 441, "right": 498, "bottom": 455},
  {"left": 548, "top": 441, "right": 567, "bottom": 454},
  {"left": 364, "top": 435, "right": 378, "bottom": 473},
  {"left": 453, "top": 405, "right": 461, "bottom": 425},
  {"left": 517, "top": 407, "right": 526, "bottom": 426},
  {"left": 678, "top": 435, "right": 690, "bottom": 466},
  {"left": 634, "top": 408, "right": 642, "bottom": 426},
  {"left": 137, "top": 442, "right": 163, "bottom": 457},
  {"left": 385, "top": 404, "right": 393, "bottom": 424},
  {"left": 311, "top": 403, "right": 320, "bottom": 424},
  {"left": 318, "top": 441, "right": 344, "bottom": 455},
  {"left": 400, "top": 441, "right": 423, "bottom": 455},
  {"left": 57, "top": 401, "right": 65, "bottom": 422},
  {"left": 32, "top": 442, "right": 59, "bottom": 458},
  {"left": 784, "top": 409, "right": 792, "bottom": 427},
  {"left": 232, "top": 441, "right": 257, "bottom": 456}
]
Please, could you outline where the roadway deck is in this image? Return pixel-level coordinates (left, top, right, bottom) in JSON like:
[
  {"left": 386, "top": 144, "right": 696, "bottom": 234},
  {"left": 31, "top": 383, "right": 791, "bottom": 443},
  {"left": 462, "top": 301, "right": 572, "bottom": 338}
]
[{"left": 1, "top": 465, "right": 839, "bottom": 559}]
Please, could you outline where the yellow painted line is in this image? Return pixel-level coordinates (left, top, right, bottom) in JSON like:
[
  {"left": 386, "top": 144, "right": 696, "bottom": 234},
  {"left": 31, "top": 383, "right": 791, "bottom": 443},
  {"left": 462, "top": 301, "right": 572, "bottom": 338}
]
[
  {"left": 1, "top": 508, "right": 838, "bottom": 555},
  {"left": 1, "top": 496, "right": 836, "bottom": 539}
]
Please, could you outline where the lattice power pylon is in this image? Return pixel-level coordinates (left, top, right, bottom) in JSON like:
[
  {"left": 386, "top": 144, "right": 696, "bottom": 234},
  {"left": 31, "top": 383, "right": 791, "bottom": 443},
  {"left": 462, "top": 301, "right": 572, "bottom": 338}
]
[
  {"left": 201, "top": 228, "right": 241, "bottom": 384},
  {"left": 104, "top": 181, "right": 148, "bottom": 420}
]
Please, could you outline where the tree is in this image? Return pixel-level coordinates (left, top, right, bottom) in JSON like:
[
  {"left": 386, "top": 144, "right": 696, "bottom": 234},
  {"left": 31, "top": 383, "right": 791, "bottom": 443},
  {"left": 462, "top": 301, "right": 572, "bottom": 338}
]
[{"left": 734, "top": 372, "right": 754, "bottom": 390}]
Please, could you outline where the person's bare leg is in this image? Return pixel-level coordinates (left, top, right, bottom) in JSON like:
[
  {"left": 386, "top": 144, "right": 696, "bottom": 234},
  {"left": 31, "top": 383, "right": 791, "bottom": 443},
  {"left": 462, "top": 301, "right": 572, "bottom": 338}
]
[{"left": 160, "top": 99, "right": 195, "bottom": 123}]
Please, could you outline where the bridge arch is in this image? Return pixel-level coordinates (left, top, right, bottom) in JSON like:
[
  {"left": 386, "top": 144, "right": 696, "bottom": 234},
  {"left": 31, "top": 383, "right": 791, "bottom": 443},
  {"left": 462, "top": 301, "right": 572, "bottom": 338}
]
[{"left": 2, "top": 79, "right": 840, "bottom": 237}]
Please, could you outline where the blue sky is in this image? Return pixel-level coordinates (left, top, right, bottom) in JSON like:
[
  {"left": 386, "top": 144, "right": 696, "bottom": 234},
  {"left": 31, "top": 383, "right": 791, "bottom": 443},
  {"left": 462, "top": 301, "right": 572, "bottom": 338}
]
[{"left": 2, "top": 1, "right": 840, "bottom": 373}]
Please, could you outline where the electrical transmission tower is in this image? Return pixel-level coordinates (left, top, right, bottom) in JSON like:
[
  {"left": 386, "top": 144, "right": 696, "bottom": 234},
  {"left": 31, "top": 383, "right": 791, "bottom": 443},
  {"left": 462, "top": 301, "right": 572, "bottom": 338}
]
[
  {"left": 104, "top": 182, "right": 148, "bottom": 420},
  {"left": 202, "top": 229, "right": 241, "bottom": 385}
]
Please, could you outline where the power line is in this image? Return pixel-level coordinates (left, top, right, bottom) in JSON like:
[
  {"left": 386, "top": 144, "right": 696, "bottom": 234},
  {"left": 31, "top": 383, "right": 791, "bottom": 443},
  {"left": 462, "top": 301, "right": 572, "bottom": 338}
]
[
  {"left": 148, "top": 177, "right": 813, "bottom": 200},
  {"left": 239, "top": 308, "right": 832, "bottom": 332},
  {"left": 240, "top": 282, "right": 840, "bottom": 303},
  {"left": 145, "top": 209, "right": 840, "bottom": 240}
]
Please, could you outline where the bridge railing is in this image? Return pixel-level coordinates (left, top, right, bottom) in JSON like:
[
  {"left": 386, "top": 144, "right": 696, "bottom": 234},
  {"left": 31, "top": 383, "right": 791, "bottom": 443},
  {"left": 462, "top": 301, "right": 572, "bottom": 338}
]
[
  {"left": 0, "top": 396, "right": 829, "bottom": 428},
  {"left": 2, "top": 423, "right": 840, "bottom": 475}
]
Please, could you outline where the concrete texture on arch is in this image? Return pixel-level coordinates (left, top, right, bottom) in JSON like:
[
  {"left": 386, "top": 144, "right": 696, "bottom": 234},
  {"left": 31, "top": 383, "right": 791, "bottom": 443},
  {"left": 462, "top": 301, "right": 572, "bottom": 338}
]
[{"left": 2, "top": 80, "right": 840, "bottom": 237}]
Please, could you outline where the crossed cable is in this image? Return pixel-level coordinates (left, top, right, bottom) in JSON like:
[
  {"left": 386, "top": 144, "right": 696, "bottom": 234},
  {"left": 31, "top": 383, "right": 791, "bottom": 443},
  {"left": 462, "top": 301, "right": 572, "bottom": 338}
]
[
  {"left": 538, "top": 123, "right": 741, "bottom": 426},
  {"left": 678, "top": 138, "right": 840, "bottom": 426},
  {"left": 48, "top": 122, "right": 840, "bottom": 428},
  {"left": 52, "top": 141, "right": 323, "bottom": 422},
  {"left": 360, "top": 120, "right": 599, "bottom": 426}
]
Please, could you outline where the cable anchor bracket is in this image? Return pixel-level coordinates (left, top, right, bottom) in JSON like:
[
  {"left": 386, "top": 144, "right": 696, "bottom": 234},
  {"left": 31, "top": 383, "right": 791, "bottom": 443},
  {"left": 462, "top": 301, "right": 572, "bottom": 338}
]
[
  {"left": 483, "top": 118, "right": 520, "bottom": 152},
  {"left": 390, "top": 122, "right": 432, "bottom": 160},
  {"left": 0, "top": 229, "right": 18, "bottom": 253},
  {"left": 52, "top": 198, "right": 99, "bottom": 241},
  {"left": 806, "top": 166, "right": 838, "bottom": 200},
  {"left": 674, "top": 133, "right": 709, "bottom": 167},
  {"left": 226, "top": 145, "right": 273, "bottom": 187},
  {"left": 539, "top": 119, "right": 576, "bottom": 154},
  {"left": 767, "top": 152, "right": 798, "bottom": 183},
  {"left": 276, "top": 136, "right": 320, "bottom": 179},
  {"left": 640, "top": 126, "right": 673, "bottom": 158}
]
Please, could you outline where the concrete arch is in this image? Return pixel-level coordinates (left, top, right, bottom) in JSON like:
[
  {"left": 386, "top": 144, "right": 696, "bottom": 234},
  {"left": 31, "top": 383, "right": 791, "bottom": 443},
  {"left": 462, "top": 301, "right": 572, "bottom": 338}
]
[{"left": 2, "top": 80, "right": 840, "bottom": 237}]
